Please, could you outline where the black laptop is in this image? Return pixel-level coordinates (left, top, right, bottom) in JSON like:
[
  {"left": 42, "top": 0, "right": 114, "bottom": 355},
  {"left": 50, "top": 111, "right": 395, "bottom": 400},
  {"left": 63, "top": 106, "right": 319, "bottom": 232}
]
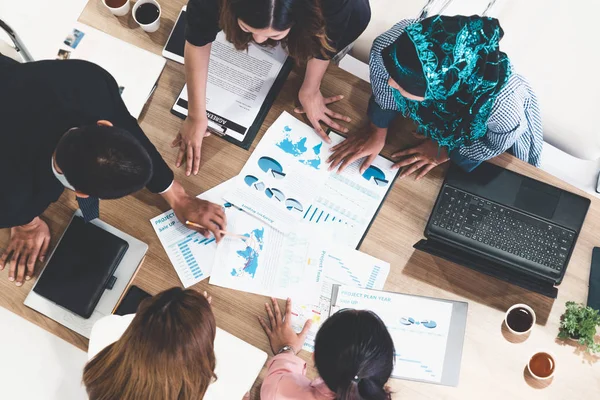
[{"left": 414, "top": 162, "right": 590, "bottom": 298}]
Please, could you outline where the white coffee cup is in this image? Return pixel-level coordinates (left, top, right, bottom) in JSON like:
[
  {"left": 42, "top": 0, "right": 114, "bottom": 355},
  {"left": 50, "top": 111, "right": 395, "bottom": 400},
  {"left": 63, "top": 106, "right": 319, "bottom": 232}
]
[
  {"left": 504, "top": 303, "right": 536, "bottom": 335},
  {"left": 527, "top": 350, "right": 556, "bottom": 380},
  {"left": 102, "top": 0, "right": 130, "bottom": 17},
  {"left": 133, "top": 0, "right": 161, "bottom": 33}
]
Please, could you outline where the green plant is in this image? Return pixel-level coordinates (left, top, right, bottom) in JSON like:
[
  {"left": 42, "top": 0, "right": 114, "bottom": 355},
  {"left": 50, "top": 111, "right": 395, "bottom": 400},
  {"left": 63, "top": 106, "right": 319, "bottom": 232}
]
[{"left": 558, "top": 301, "right": 600, "bottom": 353}]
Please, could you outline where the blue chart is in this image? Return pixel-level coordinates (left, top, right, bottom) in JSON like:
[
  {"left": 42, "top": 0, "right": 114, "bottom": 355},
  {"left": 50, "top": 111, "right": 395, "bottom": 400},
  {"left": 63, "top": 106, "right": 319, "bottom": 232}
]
[
  {"left": 303, "top": 205, "right": 349, "bottom": 225},
  {"left": 285, "top": 198, "right": 303, "bottom": 213},
  {"left": 258, "top": 156, "right": 286, "bottom": 179},
  {"left": 230, "top": 228, "right": 265, "bottom": 279},
  {"left": 177, "top": 233, "right": 216, "bottom": 280},
  {"left": 244, "top": 175, "right": 265, "bottom": 191},
  {"left": 276, "top": 126, "right": 323, "bottom": 170},
  {"left": 266, "top": 188, "right": 285, "bottom": 201},
  {"left": 395, "top": 352, "right": 436, "bottom": 376},
  {"left": 362, "top": 166, "right": 389, "bottom": 187}
]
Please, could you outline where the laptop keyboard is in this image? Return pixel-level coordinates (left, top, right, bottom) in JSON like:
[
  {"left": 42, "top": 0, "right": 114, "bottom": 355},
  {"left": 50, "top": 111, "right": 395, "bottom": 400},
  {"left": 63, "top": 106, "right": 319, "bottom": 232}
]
[{"left": 431, "top": 187, "right": 575, "bottom": 272}]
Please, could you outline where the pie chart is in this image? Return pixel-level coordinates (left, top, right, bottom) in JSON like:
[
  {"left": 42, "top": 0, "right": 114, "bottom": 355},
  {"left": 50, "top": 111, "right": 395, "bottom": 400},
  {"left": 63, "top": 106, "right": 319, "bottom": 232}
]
[
  {"left": 244, "top": 175, "right": 265, "bottom": 191},
  {"left": 258, "top": 156, "right": 286, "bottom": 179},
  {"left": 265, "top": 188, "right": 285, "bottom": 202},
  {"left": 362, "top": 165, "right": 389, "bottom": 187},
  {"left": 285, "top": 198, "right": 303, "bottom": 213}
]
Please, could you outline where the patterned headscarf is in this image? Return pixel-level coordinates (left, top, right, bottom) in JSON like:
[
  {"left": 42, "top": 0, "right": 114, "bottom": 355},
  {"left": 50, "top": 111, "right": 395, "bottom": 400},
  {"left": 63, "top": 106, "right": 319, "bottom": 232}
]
[{"left": 382, "top": 15, "right": 512, "bottom": 151}]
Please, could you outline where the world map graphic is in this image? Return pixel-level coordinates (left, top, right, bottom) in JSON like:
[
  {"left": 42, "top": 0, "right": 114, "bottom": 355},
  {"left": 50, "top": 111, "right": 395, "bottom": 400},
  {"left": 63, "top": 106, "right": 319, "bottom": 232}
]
[
  {"left": 230, "top": 228, "right": 265, "bottom": 278},
  {"left": 276, "top": 125, "right": 323, "bottom": 169}
]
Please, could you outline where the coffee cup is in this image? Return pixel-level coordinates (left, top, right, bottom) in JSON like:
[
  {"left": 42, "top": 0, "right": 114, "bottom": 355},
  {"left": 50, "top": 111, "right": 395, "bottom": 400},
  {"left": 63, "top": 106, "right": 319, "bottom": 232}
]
[
  {"left": 133, "top": 0, "right": 161, "bottom": 33},
  {"left": 527, "top": 351, "right": 556, "bottom": 380},
  {"left": 504, "top": 303, "right": 536, "bottom": 335},
  {"left": 102, "top": 0, "right": 130, "bottom": 17}
]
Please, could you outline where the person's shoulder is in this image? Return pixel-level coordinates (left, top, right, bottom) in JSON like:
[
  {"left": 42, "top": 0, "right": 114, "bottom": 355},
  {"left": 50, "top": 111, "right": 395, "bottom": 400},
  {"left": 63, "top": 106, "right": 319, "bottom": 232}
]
[
  {"left": 372, "top": 19, "right": 418, "bottom": 53},
  {"left": 88, "top": 314, "right": 135, "bottom": 361}
]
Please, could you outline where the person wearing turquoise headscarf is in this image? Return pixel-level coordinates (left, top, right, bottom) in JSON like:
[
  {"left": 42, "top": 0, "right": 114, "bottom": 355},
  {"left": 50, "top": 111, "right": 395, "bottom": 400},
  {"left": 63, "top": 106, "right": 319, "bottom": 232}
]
[{"left": 328, "top": 15, "right": 543, "bottom": 179}]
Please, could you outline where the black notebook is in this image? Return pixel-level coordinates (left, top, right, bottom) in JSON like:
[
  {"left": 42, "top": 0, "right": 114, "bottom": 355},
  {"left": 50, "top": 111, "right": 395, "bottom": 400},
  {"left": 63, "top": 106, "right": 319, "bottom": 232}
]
[{"left": 33, "top": 216, "right": 129, "bottom": 319}]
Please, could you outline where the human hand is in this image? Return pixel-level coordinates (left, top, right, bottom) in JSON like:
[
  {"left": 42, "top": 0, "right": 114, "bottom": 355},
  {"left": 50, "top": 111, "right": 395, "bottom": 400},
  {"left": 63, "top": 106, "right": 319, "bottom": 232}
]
[
  {"left": 327, "top": 124, "right": 387, "bottom": 173},
  {"left": 258, "top": 298, "right": 312, "bottom": 355},
  {"left": 392, "top": 139, "right": 450, "bottom": 180},
  {"left": 171, "top": 116, "right": 211, "bottom": 176},
  {"left": 172, "top": 195, "right": 227, "bottom": 242},
  {"left": 0, "top": 217, "right": 50, "bottom": 286},
  {"left": 295, "top": 89, "right": 351, "bottom": 143}
]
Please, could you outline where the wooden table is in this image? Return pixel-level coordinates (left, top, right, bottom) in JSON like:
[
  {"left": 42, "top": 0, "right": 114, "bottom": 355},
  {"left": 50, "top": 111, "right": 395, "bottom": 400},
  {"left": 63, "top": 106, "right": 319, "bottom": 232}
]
[{"left": 1, "top": 1, "right": 599, "bottom": 399}]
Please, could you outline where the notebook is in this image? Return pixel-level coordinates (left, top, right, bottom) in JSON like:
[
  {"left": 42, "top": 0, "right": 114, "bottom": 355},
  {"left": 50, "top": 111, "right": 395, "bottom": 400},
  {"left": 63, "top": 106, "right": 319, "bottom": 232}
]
[{"left": 33, "top": 216, "right": 129, "bottom": 319}]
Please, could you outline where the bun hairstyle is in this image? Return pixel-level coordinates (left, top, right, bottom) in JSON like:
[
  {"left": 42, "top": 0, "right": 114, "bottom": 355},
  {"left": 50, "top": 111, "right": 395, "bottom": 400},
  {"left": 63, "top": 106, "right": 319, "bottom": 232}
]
[
  {"left": 219, "top": 0, "right": 335, "bottom": 62},
  {"left": 314, "top": 310, "right": 395, "bottom": 400}
]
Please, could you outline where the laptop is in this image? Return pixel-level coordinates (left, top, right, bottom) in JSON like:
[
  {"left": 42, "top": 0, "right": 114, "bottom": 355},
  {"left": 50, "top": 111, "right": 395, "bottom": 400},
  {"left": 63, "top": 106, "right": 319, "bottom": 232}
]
[{"left": 414, "top": 162, "right": 590, "bottom": 298}]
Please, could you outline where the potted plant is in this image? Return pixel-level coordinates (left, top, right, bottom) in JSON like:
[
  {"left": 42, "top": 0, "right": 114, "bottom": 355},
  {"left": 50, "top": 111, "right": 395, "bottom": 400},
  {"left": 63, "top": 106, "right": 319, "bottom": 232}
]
[{"left": 558, "top": 301, "right": 600, "bottom": 353}]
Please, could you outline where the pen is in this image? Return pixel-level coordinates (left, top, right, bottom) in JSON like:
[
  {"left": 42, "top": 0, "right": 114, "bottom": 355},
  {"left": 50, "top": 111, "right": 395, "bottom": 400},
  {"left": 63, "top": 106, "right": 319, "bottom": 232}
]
[{"left": 185, "top": 220, "right": 248, "bottom": 241}]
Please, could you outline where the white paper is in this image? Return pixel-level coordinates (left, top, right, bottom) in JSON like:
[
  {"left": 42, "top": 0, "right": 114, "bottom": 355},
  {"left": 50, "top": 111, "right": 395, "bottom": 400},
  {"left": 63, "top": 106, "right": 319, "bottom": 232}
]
[
  {"left": 150, "top": 180, "right": 237, "bottom": 288},
  {"left": 209, "top": 209, "right": 321, "bottom": 302},
  {"left": 299, "top": 132, "right": 400, "bottom": 248},
  {"left": 55, "top": 22, "right": 165, "bottom": 118},
  {"left": 291, "top": 246, "right": 390, "bottom": 352},
  {"left": 225, "top": 112, "right": 332, "bottom": 231},
  {"left": 0, "top": 0, "right": 87, "bottom": 61},
  {"left": 172, "top": 31, "right": 288, "bottom": 141},
  {"left": 331, "top": 286, "right": 454, "bottom": 383}
]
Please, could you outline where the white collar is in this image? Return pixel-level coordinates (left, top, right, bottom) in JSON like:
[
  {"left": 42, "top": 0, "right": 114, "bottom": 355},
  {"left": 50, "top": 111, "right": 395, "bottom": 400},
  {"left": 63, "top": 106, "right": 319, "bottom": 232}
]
[{"left": 51, "top": 156, "right": 75, "bottom": 191}]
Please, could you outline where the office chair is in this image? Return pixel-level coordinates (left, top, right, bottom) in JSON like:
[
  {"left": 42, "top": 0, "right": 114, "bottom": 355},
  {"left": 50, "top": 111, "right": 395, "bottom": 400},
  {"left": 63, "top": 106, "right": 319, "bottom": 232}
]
[{"left": 0, "top": 18, "right": 33, "bottom": 63}]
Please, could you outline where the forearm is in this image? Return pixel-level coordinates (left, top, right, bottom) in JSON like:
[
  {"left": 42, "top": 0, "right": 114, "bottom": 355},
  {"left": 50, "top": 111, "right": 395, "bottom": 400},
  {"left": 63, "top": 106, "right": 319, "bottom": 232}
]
[
  {"left": 159, "top": 180, "right": 187, "bottom": 209},
  {"left": 301, "top": 58, "right": 330, "bottom": 93},
  {"left": 184, "top": 42, "right": 211, "bottom": 119}
]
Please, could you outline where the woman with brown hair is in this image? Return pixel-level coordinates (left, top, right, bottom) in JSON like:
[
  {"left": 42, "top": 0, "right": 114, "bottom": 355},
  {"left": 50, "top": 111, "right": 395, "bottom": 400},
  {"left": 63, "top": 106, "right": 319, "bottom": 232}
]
[
  {"left": 83, "top": 287, "right": 217, "bottom": 399},
  {"left": 174, "top": 0, "right": 371, "bottom": 176}
]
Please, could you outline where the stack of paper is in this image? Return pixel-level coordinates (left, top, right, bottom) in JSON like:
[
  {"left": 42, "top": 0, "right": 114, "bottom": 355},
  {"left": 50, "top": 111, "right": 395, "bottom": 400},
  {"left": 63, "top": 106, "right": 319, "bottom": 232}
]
[{"left": 150, "top": 112, "right": 398, "bottom": 334}]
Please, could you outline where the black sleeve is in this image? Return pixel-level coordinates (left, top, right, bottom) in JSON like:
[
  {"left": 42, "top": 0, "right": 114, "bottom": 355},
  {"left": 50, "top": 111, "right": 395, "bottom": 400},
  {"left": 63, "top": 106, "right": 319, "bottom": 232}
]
[
  {"left": 318, "top": 0, "right": 371, "bottom": 60},
  {"left": 185, "top": 0, "right": 221, "bottom": 47},
  {"left": 99, "top": 69, "right": 175, "bottom": 193}
]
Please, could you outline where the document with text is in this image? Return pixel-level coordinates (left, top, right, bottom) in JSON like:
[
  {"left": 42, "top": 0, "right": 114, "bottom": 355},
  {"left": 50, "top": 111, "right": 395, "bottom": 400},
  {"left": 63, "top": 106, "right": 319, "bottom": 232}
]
[
  {"left": 172, "top": 31, "right": 288, "bottom": 142},
  {"left": 224, "top": 112, "right": 333, "bottom": 232},
  {"left": 290, "top": 246, "right": 390, "bottom": 352}
]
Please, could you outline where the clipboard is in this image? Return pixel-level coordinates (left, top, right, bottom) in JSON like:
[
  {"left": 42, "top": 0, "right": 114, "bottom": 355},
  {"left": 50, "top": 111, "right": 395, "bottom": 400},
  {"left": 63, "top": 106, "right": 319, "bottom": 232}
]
[
  {"left": 164, "top": 6, "right": 293, "bottom": 150},
  {"left": 330, "top": 285, "right": 468, "bottom": 387}
]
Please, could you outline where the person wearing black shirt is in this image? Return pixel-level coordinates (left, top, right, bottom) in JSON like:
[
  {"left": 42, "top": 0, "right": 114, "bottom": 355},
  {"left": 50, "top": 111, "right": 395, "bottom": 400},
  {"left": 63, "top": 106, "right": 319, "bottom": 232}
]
[
  {"left": 0, "top": 56, "right": 226, "bottom": 286},
  {"left": 176, "top": 0, "right": 371, "bottom": 175}
]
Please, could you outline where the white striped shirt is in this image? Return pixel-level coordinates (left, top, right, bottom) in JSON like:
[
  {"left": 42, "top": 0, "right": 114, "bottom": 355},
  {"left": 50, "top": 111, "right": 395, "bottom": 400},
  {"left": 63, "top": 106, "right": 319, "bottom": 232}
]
[{"left": 369, "top": 20, "right": 543, "bottom": 167}]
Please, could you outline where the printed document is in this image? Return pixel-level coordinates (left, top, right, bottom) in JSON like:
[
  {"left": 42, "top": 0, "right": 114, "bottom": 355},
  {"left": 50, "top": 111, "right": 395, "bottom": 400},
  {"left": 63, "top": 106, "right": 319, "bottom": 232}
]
[
  {"left": 290, "top": 246, "right": 389, "bottom": 352},
  {"left": 209, "top": 211, "right": 321, "bottom": 303},
  {"left": 299, "top": 132, "right": 400, "bottom": 248},
  {"left": 150, "top": 180, "right": 236, "bottom": 288},
  {"left": 331, "top": 286, "right": 454, "bottom": 383},
  {"left": 172, "top": 31, "right": 288, "bottom": 141},
  {"left": 224, "top": 112, "right": 332, "bottom": 231}
]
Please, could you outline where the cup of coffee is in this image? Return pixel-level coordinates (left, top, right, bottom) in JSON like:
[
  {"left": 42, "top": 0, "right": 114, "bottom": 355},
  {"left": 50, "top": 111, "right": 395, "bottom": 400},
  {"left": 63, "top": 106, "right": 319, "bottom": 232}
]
[
  {"left": 527, "top": 351, "right": 556, "bottom": 380},
  {"left": 102, "top": 0, "right": 131, "bottom": 17},
  {"left": 133, "top": 0, "right": 161, "bottom": 33},
  {"left": 504, "top": 303, "right": 536, "bottom": 335}
]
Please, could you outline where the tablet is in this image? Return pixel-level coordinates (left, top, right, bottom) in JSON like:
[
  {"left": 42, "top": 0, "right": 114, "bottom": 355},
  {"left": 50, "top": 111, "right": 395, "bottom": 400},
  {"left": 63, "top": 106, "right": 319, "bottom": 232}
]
[{"left": 162, "top": 6, "right": 187, "bottom": 64}]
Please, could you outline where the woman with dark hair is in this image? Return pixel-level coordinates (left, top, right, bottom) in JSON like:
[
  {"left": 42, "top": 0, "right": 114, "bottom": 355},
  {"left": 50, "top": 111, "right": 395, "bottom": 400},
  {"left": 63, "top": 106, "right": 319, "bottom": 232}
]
[
  {"left": 328, "top": 15, "right": 543, "bottom": 179},
  {"left": 259, "top": 298, "right": 394, "bottom": 399},
  {"left": 174, "top": 0, "right": 371, "bottom": 176},
  {"left": 83, "top": 288, "right": 217, "bottom": 399}
]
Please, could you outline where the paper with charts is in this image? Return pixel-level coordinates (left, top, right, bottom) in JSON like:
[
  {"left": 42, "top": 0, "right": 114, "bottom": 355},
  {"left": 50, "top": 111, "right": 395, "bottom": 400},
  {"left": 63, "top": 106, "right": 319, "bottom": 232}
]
[
  {"left": 224, "top": 112, "right": 332, "bottom": 232},
  {"left": 209, "top": 209, "right": 322, "bottom": 302},
  {"left": 150, "top": 180, "right": 236, "bottom": 288},
  {"left": 290, "top": 246, "right": 390, "bottom": 352},
  {"left": 331, "top": 286, "right": 454, "bottom": 384},
  {"left": 299, "top": 132, "right": 400, "bottom": 248}
]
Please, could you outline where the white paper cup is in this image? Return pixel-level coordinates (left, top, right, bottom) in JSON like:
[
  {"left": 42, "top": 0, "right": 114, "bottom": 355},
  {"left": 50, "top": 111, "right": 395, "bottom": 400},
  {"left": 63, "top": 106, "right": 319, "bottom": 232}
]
[
  {"left": 102, "top": 0, "right": 130, "bottom": 17},
  {"left": 133, "top": 0, "right": 161, "bottom": 33},
  {"left": 504, "top": 303, "right": 536, "bottom": 335},
  {"left": 527, "top": 350, "right": 556, "bottom": 380}
]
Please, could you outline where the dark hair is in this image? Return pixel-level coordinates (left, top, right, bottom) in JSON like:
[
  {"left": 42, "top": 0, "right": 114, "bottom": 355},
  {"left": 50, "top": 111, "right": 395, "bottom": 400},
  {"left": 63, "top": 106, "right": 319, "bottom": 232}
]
[
  {"left": 219, "top": 0, "right": 335, "bottom": 62},
  {"left": 55, "top": 125, "right": 153, "bottom": 199},
  {"left": 314, "top": 310, "right": 395, "bottom": 400},
  {"left": 83, "top": 287, "right": 217, "bottom": 400}
]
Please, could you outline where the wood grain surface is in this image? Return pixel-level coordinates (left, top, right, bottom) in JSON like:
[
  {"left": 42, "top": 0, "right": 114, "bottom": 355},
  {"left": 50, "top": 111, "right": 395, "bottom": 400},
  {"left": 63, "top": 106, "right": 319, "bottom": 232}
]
[{"left": 0, "top": 1, "right": 598, "bottom": 399}]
